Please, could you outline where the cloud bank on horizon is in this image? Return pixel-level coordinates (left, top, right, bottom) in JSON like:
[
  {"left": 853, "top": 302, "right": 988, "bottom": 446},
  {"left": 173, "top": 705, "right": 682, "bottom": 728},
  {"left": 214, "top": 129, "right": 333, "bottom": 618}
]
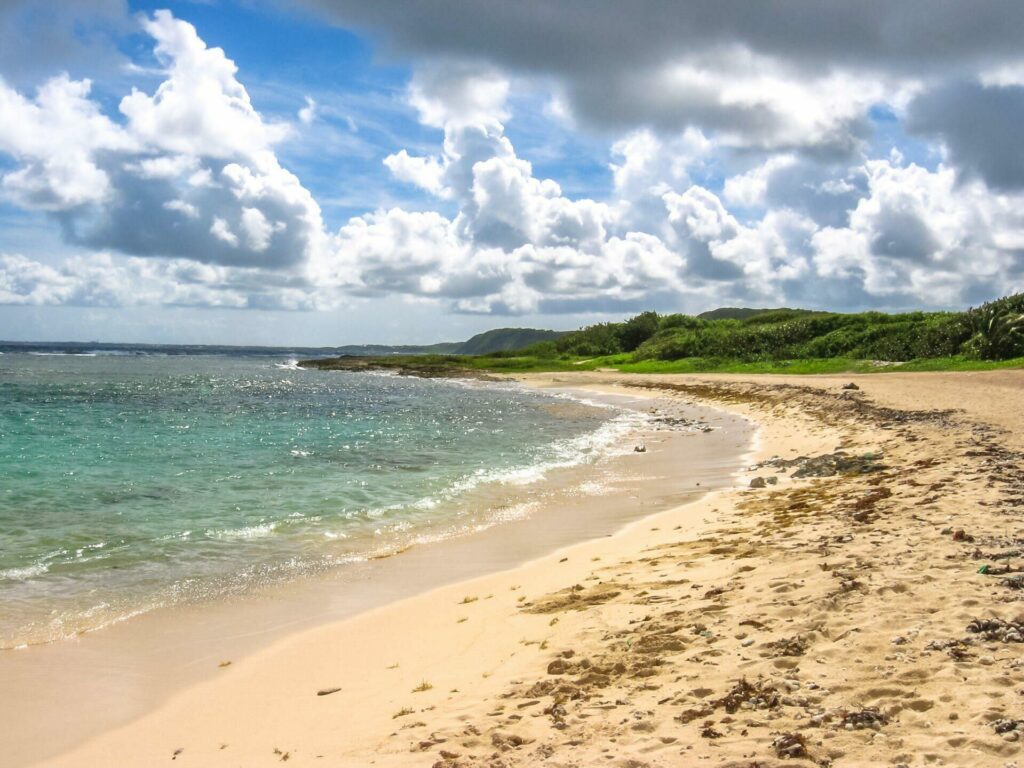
[{"left": 1, "top": 0, "right": 1023, "bottom": 322}]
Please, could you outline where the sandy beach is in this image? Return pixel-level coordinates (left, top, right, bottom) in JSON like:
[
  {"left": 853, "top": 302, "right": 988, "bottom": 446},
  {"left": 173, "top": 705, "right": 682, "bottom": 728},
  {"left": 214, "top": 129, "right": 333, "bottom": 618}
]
[{"left": 17, "top": 370, "right": 1024, "bottom": 767}]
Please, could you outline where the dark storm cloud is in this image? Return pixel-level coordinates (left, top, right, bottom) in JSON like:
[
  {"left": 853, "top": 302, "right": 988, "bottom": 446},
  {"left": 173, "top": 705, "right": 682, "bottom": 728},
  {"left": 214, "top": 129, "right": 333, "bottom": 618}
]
[
  {"left": 298, "top": 1, "right": 1024, "bottom": 158},
  {"left": 302, "top": 0, "right": 1024, "bottom": 78},
  {"left": 907, "top": 81, "right": 1024, "bottom": 191},
  {"left": 0, "top": 0, "right": 130, "bottom": 88}
]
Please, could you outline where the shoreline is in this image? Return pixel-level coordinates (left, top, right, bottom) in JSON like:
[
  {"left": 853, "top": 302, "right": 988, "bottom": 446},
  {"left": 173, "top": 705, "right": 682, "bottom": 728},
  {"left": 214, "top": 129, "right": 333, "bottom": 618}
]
[
  {"left": 3, "top": 381, "right": 753, "bottom": 768},
  {"left": 19, "top": 370, "right": 1024, "bottom": 767}
]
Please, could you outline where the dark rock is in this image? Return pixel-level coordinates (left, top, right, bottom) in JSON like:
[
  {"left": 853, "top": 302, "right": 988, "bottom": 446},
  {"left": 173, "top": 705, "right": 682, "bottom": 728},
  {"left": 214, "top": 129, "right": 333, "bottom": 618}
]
[{"left": 773, "top": 732, "right": 808, "bottom": 758}]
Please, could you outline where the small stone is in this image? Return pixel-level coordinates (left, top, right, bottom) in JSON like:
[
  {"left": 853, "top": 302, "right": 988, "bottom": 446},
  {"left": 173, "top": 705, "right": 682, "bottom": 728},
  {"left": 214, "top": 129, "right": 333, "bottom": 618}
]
[{"left": 749, "top": 476, "right": 767, "bottom": 489}]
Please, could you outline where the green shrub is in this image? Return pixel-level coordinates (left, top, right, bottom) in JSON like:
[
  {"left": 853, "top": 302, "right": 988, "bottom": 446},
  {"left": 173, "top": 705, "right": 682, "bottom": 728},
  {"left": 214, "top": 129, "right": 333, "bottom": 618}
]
[{"left": 963, "top": 294, "right": 1024, "bottom": 360}]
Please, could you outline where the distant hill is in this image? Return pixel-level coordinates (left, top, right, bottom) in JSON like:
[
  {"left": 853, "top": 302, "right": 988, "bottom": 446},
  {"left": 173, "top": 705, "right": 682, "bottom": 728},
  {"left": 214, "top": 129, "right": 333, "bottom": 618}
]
[
  {"left": 456, "top": 328, "right": 564, "bottom": 355},
  {"left": 326, "top": 342, "right": 462, "bottom": 356},
  {"left": 288, "top": 327, "right": 563, "bottom": 360},
  {"left": 696, "top": 307, "right": 823, "bottom": 321}
]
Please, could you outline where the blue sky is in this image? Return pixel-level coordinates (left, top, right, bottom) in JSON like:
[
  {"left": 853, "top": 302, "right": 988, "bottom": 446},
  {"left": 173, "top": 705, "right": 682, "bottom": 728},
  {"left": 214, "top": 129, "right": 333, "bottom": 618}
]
[{"left": 0, "top": 1, "right": 1022, "bottom": 344}]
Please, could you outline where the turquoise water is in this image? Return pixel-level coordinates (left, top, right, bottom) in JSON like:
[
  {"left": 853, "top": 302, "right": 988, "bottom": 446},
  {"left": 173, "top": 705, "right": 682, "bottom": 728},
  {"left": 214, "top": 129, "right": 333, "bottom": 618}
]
[{"left": 0, "top": 353, "right": 631, "bottom": 648}]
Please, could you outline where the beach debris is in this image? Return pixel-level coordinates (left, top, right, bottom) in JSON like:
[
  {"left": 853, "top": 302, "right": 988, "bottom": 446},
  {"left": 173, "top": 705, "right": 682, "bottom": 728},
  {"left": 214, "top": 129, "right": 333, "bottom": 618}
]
[
  {"left": 966, "top": 617, "right": 1024, "bottom": 643},
  {"left": 491, "top": 732, "right": 531, "bottom": 751},
  {"left": 716, "top": 678, "right": 779, "bottom": 714},
  {"left": 952, "top": 528, "right": 975, "bottom": 543},
  {"left": 1003, "top": 576, "right": 1024, "bottom": 590},
  {"left": 316, "top": 687, "right": 341, "bottom": 696},
  {"left": 839, "top": 707, "right": 889, "bottom": 731},
  {"left": 924, "top": 637, "right": 974, "bottom": 660},
  {"left": 849, "top": 486, "right": 893, "bottom": 522},
  {"left": 750, "top": 476, "right": 768, "bottom": 489},
  {"left": 700, "top": 721, "right": 723, "bottom": 739},
  {"left": 758, "top": 451, "right": 884, "bottom": 478},
  {"left": 842, "top": 382, "right": 860, "bottom": 390},
  {"left": 172, "top": 748, "right": 184, "bottom": 760},
  {"left": 415, "top": 734, "right": 447, "bottom": 752},
  {"left": 676, "top": 706, "right": 715, "bottom": 724},
  {"left": 994, "top": 719, "right": 1024, "bottom": 735},
  {"left": 773, "top": 731, "right": 809, "bottom": 758},
  {"left": 413, "top": 680, "right": 434, "bottom": 693},
  {"left": 762, "top": 635, "right": 809, "bottom": 658},
  {"left": 273, "top": 747, "right": 291, "bottom": 761},
  {"left": 973, "top": 549, "right": 1021, "bottom": 561},
  {"left": 633, "top": 444, "right": 647, "bottom": 453},
  {"left": 523, "top": 582, "right": 622, "bottom": 613},
  {"left": 218, "top": 660, "right": 231, "bottom": 668}
]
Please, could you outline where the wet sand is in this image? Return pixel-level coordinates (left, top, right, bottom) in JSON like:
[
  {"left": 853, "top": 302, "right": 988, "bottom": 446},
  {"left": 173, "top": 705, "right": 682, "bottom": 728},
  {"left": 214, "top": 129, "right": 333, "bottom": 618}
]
[{"left": 3, "top": 385, "right": 752, "bottom": 767}]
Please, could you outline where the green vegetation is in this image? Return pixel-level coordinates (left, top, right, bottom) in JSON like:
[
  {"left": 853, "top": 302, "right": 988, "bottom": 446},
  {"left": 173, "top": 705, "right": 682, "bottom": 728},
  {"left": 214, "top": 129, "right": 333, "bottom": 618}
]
[
  {"left": 456, "top": 327, "right": 564, "bottom": 354},
  {"left": 302, "top": 294, "right": 1024, "bottom": 377}
]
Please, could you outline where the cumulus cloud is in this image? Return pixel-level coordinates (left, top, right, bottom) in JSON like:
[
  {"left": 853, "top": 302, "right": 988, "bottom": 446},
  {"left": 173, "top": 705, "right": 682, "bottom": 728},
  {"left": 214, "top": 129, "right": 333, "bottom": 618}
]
[
  {"left": 303, "top": 1, "right": 1024, "bottom": 155},
  {"left": 0, "top": 11, "right": 324, "bottom": 270},
  {"left": 2, "top": 4, "right": 1023, "bottom": 318},
  {"left": 121, "top": 11, "right": 291, "bottom": 159},
  {"left": 811, "top": 160, "right": 1024, "bottom": 304},
  {"left": 0, "top": 73, "right": 136, "bottom": 209}
]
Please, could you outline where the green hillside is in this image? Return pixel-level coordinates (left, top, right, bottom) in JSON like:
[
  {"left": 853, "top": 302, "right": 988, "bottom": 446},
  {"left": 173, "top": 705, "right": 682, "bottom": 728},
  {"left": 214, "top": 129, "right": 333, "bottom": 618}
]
[
  {"left": 536, "top": 294, "right": 1024, "bottom": 364},
  {"left": 302, "top": 294, "right": 1024, "bottom": 377},
  {"left": 456, "top": 328, "right": 564, "bottom": 355}
]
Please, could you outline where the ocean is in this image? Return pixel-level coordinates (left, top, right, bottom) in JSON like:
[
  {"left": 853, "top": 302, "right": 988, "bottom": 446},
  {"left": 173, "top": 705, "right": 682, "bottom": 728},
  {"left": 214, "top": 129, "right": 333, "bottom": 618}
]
[{"left": 0, "top": 350, "right": 641, "bottom": 649}]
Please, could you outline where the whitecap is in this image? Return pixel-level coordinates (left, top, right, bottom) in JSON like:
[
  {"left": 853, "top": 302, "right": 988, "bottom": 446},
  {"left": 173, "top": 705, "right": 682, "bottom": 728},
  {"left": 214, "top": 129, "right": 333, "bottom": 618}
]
[
  {"left": 0, "top": 563, "right": 49, "bottom": 581},
  {"left": 206, "top": 522, "right": 278, "bottom": 539}
]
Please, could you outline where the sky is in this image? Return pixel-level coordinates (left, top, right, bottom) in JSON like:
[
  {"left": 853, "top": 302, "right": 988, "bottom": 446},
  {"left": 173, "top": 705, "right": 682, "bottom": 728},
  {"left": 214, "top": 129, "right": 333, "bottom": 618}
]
[{"left": 0, "top": 1, "right": 1022, "bottom": 345}]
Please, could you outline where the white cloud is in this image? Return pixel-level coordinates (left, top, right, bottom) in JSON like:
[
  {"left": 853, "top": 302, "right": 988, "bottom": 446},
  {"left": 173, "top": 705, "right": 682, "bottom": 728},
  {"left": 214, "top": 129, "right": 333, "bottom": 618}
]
[
  {"left": 2, "top": 6, "right": 1023, "bottom": 318},
  {"left": 0, "top": 74, "right": 135, "bottom": 209},
  {"left": 163, "top": 199, "right": 198, "bottom": 218},
  {"left": 0, "top": 11, "right": 325, "bottom": 271},
  {"left": 723, "top": 155, "right": 797, "bottom": 208},
  {"left": 120, "top": 10, "right": 290, "bottom": 159},
  {"left": 210, "top": 217, "right": 239, "bottom": 246},
  {"left": 298, "top": 96, "right": 317, "bottom": 125},
  {"left": 811, "top": 159, "right": 1024, "bottom": 303},
  {"left": 383, "top": 149, "right": 448, "bottom": 197},
  {"left": 407, "top": 62, "right": 509, "bottom": 129}
]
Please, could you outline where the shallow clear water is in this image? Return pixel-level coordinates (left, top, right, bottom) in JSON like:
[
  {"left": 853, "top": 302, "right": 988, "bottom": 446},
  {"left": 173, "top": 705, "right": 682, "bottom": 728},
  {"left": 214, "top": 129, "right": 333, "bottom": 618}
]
[{"left": 0, "top": 353, "right": 631, "bottom": 647}]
